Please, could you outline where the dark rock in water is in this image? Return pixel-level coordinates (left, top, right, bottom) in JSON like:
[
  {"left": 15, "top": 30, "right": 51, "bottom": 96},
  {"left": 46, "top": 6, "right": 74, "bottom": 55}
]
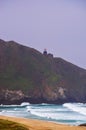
[
  {"left": 0, "top": 39, "right": 86, "bottom": 104},
  {"left": 79, "top": 123, "right": 86, "bottom": 127}
]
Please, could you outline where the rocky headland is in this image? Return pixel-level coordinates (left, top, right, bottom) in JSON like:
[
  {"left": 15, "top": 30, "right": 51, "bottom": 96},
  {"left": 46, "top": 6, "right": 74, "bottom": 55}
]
[{"left": 0, "top": 39, "right": 86, "bottom": 104}]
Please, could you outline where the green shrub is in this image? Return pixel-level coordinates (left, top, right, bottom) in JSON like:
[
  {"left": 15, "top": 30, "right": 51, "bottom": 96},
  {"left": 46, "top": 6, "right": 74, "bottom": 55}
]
[{"left": 0, "top": 119, "right": 29, "bottom": 130}]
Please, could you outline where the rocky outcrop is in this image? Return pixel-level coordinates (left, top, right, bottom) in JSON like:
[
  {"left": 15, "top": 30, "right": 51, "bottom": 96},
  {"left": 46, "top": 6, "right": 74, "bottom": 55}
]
[
  {"left": 0, "top": 89, "right": 25, "bottom": 104},
  {"left": 0, "top": 39, "right": 86, "bottom": 104},
  {"left": 79, "top": 123, "right": 86, "bottom": 127}
]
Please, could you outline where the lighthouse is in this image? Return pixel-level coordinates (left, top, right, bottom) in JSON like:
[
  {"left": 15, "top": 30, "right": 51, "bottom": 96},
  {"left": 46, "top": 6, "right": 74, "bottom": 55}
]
[{"left": 43, "top": 49, "right": 47, "bottom": 55}]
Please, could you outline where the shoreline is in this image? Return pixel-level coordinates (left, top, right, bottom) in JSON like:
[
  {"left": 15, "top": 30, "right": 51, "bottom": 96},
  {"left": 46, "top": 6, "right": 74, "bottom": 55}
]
[{"left": 0, "top": 116, "right": 85, "bottom": 130}]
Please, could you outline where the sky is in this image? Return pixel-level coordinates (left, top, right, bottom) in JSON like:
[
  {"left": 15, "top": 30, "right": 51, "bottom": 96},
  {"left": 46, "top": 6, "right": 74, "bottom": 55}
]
[{"left": 0, "top": 0, "right": 86, "bottom": 69}]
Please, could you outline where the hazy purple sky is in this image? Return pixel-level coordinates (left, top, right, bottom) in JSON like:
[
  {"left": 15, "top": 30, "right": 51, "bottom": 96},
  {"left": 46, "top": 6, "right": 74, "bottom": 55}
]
[{"left": 0, "top": 0, "right": 86, "bottom": 68}]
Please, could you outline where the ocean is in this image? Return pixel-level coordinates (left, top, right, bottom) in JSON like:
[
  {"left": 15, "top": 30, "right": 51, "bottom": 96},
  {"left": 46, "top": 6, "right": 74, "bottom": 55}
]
[{"left": 0, "top": 102, "right": 86, "bottom": 126}]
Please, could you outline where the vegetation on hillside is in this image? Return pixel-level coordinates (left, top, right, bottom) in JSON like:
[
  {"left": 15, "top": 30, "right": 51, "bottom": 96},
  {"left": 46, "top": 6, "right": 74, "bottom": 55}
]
[
  {"left": 0, "top": 119, "right": 28, "bottom": 130},
  {"left": 0, "top": 39, "right": 86, "bottom": 104}
]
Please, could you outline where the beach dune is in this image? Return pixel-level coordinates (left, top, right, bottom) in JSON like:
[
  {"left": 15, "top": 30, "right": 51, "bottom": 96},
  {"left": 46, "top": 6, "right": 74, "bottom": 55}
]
[{"left": 0, "top": 116, "right": 85, "bottom": 130}]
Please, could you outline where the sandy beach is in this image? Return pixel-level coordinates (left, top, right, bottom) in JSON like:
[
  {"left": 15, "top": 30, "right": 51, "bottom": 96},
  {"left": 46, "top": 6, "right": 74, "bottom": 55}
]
[{"left": 0, "top": 116, "right": 85, "bottom": 130}]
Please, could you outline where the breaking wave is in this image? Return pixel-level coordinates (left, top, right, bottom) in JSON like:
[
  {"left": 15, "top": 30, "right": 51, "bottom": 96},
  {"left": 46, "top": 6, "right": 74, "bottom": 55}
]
[
  {"left": 63, "top": 103, "right": 86, "bottom": 116},
  {"left": 0, "top": 102, "right": 86, "bottom": 125},
  {"left": 0, "top": 102, "right": 30, "bottom": 108}
]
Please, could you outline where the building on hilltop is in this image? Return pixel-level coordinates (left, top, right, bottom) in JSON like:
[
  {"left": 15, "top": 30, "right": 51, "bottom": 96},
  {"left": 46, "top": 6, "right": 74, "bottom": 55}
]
[{"left": 43, "top": 49, "right": 47, "bottom": 55}]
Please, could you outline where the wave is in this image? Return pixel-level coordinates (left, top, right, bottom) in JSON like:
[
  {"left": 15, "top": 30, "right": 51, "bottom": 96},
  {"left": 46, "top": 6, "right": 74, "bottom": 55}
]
[
  {"left": 30, "top": 110, "right": 60, "bottom": 119},
  {"left": 63, "top": 103, "right": 86, "bottom": 116},
  {"left": 30, "top": 110, "right": 85, "bottom": 121},
  {"left": 0, "top": 102, "right": 30, "bottom": 109},
  {"left": 0, "top": 103, "right": 86, "bottom": 125},
  {"left": 20, "top": 102, "right": 30, "bottom": 106},
  {"left": 41, "top": 103, "right": 49, "bottom": 105},
  {"left": 0, "top": 105, "right": 21, "bottom": 108}
]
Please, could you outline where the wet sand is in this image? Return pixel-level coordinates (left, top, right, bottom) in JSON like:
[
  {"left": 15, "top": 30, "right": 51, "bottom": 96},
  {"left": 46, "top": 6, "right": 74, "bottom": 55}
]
[{"left": 0, "top": 116, "right": 85, "bottom": 130}]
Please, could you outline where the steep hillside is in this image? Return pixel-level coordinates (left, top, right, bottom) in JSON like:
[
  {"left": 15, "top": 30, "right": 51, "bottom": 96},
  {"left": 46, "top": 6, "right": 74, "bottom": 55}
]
[{"left": 0, "top": 39, "right": 86, "bottom": 104}]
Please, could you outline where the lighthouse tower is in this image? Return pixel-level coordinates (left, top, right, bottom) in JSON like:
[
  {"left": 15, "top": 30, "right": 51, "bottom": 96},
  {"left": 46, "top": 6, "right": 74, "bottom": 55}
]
[{"left": 43, "top": 49, "right": 47, "bottom": 55}]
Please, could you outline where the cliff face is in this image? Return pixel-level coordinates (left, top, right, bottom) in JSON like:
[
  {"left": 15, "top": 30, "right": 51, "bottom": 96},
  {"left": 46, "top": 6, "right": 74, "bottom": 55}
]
[{"left": 0, "top": 39, "right": 86, "bottom": 104}]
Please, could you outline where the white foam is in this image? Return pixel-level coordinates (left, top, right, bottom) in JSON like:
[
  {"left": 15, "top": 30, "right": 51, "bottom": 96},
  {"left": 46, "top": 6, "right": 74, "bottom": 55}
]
[
  {"left": 30, "top": 109, "right": 84, "bottom": 120},
  {"left": 30, "top": 110, "right": 60, "bottom": 119},
  {"left": 41, "top": 103, "right": 49, "bottom": 105},
  {"left": 20, "top": 102, "right": 30, "bottom": 106},
  {"left": 63, "top": 103, "right": 86, "bottom": 116}
]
